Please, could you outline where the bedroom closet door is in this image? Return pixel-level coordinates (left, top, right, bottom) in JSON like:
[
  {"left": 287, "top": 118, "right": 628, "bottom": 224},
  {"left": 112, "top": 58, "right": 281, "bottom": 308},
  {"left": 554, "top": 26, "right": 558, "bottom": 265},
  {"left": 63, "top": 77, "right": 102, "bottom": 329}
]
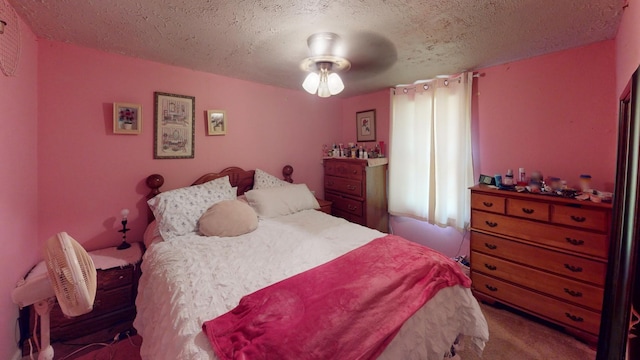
[{"left": 596, "top": 66, "right": 640, "bottom": 360}]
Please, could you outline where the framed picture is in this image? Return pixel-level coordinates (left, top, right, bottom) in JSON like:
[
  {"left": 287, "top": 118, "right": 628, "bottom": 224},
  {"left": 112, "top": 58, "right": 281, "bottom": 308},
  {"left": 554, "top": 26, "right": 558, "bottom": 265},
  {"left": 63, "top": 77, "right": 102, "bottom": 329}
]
[
  {"left": 356, "top": 109, "right": 376, "bottom": 142},
  {"left": 206, "top": 110, "right": 227, "bottom": 135},
  {"left": 153, "top": 92, "right": 195, "bottom": 159},
  {"left": 113, "top": 103, "right": 142, "bottom": 134}
]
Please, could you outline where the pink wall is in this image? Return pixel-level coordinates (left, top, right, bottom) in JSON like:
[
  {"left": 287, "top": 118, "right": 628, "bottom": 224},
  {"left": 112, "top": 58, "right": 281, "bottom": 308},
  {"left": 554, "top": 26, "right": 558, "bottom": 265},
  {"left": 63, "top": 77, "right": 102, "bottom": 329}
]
[
  {"left": 616, "top": 0, "right": 640, "bottom": 94},
  {"left": 0, "top": 15, "right": 39, "bottom": 360},
  {"left": 36, "top": 41, "right": 342, "bottom": 252},
  {"left": 475, "top": 41, "right": 618, "bottom": 192},
  {"left": 340, "top": 89, "right": 390, "bottom": 153}
]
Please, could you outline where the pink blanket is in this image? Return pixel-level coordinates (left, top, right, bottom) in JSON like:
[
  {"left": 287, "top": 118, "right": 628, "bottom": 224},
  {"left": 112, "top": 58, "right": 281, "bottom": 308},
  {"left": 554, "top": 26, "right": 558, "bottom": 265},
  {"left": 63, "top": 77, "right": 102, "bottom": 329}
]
[{"left": 202, "top": 235, "right": 471, "bottom": 360}]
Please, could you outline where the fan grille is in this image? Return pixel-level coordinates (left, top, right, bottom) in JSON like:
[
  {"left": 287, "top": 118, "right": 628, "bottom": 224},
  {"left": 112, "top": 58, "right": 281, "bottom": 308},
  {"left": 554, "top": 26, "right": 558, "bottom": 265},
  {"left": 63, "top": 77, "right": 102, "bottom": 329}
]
[
  {"left": 0, "top": 0, "right": 21, "bottom": 76},
  {"left": 45, "top": 232, "right": 97, "bottom": 317}
]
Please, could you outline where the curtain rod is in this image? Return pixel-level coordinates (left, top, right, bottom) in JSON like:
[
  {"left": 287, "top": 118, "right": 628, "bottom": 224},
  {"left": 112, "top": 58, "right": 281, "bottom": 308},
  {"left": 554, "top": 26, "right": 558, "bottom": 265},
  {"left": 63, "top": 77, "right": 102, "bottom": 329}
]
[
  {"left": 395, "top": 72, "right": 484, "bottom": 88},
  {"left": 391, "top": 72, "right": 484, "bottom": 94}
]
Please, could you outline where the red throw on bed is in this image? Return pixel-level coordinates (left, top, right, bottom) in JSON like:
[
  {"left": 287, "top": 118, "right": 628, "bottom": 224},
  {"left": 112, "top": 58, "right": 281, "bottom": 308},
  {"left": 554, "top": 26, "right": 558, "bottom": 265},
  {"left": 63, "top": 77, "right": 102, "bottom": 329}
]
[{"left": 202, "top": 234, "right": 471, "bottom": 360}]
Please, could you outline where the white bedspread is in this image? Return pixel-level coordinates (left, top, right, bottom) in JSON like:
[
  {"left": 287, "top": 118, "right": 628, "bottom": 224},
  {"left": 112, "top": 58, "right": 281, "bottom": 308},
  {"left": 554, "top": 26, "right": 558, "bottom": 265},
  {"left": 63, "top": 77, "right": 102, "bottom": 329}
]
[{"left": 134, "top": 210, "right": 488, "bottom": 359}]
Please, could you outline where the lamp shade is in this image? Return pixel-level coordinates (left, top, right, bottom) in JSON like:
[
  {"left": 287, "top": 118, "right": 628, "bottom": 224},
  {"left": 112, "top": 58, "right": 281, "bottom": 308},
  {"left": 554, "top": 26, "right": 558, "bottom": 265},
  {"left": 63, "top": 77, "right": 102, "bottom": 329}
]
[
  {"left": 327, "top": 73, "right": 345, "bottom": 95},
  {"left": 302, "top": 70, "right": 345, "bottom": 97},
  {"left": 302, "top": 72, "right": 320, "bottom": 94}
]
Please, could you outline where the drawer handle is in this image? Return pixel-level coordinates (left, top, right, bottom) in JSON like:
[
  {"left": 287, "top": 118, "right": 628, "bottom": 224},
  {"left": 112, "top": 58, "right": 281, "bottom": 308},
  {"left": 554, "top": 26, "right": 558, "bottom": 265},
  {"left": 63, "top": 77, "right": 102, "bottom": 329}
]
[
  {"left": 565, "top": 237, "right": 585, "bottom": 246},
  {"left": 347, "top": 205, "right": 358, "bottom": 211},
  {"left": 564, "top": 264, "right": 583, "bottom": 273},
  {"left": 484, "top": 263, "right": 497, "bottom": 271},
  {"left": 570, "top": 215, "right": 586, "bottom": 223},
  {"left": 485, "top": 221, "right": 498, "bottom": 228},
  {"left": 328, "top": 181, "right": 335, "bottom": 186},
  {"left": 482, "top": 201, "right": 493, "bottom": 207},
  {"left": 484, "top": 243, "right": 497, "bottom": 250},
  {"left": 352, "top": 170, "right": 358, "bottom": 174},
  {"left": 565, "top": 312, "right": 584, "bottom": 323},
  {"left": 564, "top": 288, "right": 583, "bottom": 297},
  {"left": 485, "top": 284, "right": 498, "bottom": 292},
  {"left": 346, "top": 185, "right": 357, "bottom": 191},
  {"left": 522, "top": 208, "right": 534, "bottom": 214}
]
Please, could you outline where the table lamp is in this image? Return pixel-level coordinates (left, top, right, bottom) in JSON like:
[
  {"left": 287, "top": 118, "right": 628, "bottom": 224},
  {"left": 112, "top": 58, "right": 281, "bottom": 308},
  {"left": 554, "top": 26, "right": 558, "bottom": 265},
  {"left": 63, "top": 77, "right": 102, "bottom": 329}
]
[{"left": 117, "top": 208, "right": 131, "bottom": 250}]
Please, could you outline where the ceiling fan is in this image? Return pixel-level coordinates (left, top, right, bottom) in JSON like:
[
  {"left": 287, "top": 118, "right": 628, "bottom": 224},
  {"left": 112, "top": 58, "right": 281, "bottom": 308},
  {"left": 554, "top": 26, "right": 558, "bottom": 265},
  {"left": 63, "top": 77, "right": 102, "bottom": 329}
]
[
  {"left": 300, "top": 32, "right": 351, "bottom": 98},
  {"left": 298, "top": 31, "right": 398, "bottom": 98}
]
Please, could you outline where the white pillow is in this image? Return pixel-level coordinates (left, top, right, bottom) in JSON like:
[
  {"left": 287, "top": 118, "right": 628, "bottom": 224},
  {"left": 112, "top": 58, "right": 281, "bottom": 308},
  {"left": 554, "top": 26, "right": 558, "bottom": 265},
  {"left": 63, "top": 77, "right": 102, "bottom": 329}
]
[
  {"left": 245, "top": 184, "right": 319, "bottom": 218},
  {"left": 147, "top": 176, "right": 236, "bottom": 239},
  {"left": 253, "top": 168, "right": 291, "bottom": 189}
]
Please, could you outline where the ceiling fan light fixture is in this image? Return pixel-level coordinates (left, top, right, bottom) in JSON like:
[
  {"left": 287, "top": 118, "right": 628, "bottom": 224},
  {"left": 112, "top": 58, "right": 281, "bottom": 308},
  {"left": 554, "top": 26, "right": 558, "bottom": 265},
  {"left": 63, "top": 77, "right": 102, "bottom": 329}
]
[
  {"left": 317, "top": 78, "right": 331, "bottom": 98},
  {"left": 300, "top": 33, "right": 351, "bottom": 98},
  {"left": 327, "top": 72, "right": 344, "bottom": 95},
  {"left": 302, "top": 72, "right": 320, "bottom": 94}
]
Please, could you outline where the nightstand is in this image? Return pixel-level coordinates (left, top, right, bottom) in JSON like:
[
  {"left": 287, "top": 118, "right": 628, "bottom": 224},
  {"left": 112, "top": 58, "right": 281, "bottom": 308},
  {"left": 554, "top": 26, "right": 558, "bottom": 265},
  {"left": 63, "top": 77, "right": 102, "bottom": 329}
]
[
  {"left": 317, "top": 198, "right": 332, "bottom": 214},
  {"left": 21, "top": 242, "right": 143, "bottom": 356}
]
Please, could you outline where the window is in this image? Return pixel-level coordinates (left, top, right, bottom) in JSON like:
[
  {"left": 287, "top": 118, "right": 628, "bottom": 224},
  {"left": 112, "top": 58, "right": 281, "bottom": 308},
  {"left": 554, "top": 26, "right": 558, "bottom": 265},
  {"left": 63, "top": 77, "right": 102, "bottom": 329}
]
[{"left": 389, "top": 73, "right": 474, "bottom": 230}]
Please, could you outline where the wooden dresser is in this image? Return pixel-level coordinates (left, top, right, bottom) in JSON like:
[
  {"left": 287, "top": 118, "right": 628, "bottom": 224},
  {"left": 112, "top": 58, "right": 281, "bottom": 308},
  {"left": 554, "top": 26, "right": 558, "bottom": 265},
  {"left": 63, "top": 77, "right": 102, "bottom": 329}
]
[
  {"left": 323, "top": 157, "right": 388, "bottom": 232},
  {"left": 469, "top": 185, "right": 612, "bottom": 344},
  {"left": 21, "top": 242, "right": 143, "bottom": 355}
]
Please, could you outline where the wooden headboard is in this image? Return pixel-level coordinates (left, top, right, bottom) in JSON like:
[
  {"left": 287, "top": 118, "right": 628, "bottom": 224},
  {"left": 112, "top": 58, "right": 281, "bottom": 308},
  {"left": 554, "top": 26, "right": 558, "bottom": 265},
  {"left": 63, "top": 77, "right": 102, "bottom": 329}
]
[{"left": 145, "top": 165, "right": 294, "bottom": 223}]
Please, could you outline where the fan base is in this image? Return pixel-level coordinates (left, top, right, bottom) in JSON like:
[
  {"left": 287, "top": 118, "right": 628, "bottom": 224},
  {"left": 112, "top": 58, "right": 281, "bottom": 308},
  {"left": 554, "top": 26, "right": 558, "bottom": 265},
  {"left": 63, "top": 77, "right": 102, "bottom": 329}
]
[{"left": 38, "top": 345, "right": 54, "bottom": 360}]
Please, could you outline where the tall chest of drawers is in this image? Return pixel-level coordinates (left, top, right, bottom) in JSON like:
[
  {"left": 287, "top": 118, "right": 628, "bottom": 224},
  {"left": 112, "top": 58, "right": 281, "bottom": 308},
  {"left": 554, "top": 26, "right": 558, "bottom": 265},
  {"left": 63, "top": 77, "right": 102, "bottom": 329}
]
[
  {"left": 469, "top": 185, "right": 612, "bottom": 344},
  {"left": 323, "top": 157, "right": 388, "bottom": 232}
]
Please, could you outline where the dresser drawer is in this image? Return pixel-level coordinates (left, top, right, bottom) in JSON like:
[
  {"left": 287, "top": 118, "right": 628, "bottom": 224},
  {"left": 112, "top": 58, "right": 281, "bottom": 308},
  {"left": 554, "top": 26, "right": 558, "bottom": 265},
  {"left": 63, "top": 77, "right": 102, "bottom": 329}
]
[
  {"left": 551, "top": 204, "right": 609, "bottom": 231},
  {"left": 472, "top": 272, "right": 601, "bottom": 335},
  {"left": 471, "top": 231, "right": 606, "bottom": 285},
  {"left": 325, "top": 192, "right": 363, "bottom": 216},
  {"left": 325, "top": 176, "right": 363, "bottom": 197},
  {"left": 51, "top": 306, "right": 137, "bottom": 341},
  {"left": 50, "top": 284, "right": 132, "bottom": 327},
  {"left": 332, "top": 208, "right": 365, "bottom": 226},
  {"left": 471, "top": 251, "right": 603, "bottom": 310},
  {"left": 325, "top": 161, "right": 363, "bottom": 180},
  {"left": 471, "top": 210, "right": 608, "bottom": 258},
  {"left": 98, "top": 266, "right": 133, "bottom": 290},
  {"left": 471, "top": 193, "right": 505, "bottom": 214},
  {"left": 343, "top": 163, "right": 364, "bottom": 180},
  {"left": 506, "top": 198, "right": 549, "bottom": 221}
]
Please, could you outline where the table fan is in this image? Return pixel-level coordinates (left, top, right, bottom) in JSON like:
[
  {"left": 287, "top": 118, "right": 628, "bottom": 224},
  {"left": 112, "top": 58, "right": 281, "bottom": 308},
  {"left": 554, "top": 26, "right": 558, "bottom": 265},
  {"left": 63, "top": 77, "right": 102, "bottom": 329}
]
[{"left": 12, "top": 232, "right": 97, "bottom": 360}]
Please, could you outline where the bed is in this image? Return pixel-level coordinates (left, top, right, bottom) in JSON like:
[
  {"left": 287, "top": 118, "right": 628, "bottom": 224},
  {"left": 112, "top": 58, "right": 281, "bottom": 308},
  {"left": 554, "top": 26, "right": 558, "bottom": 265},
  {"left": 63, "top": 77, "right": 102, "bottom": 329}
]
[{"left": 133, "top": 165, "right": 489, "bottom": 360}]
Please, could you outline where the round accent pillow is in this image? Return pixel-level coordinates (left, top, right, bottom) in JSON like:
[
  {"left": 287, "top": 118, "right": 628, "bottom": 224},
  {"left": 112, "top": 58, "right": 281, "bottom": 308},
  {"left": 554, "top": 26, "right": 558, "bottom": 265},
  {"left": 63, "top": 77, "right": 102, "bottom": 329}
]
[{"left": 198, "top": 199, "right": 258, "bottom": 237}]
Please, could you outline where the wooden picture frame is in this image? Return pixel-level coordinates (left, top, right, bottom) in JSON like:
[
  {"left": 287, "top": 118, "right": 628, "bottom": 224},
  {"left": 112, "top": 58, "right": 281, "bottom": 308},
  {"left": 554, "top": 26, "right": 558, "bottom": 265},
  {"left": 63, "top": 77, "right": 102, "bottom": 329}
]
[
  {"left": 356, "top": 109, "right": 376, "bottom": 142},
  {"left": 153, "top": 92, "right": 195, "bottom": 159},
  {"left": 113, "top": 103, "right": 142, "bottom": 134},
  {"left": 206, "top": 110, "right": 227, "bottom": 135}
]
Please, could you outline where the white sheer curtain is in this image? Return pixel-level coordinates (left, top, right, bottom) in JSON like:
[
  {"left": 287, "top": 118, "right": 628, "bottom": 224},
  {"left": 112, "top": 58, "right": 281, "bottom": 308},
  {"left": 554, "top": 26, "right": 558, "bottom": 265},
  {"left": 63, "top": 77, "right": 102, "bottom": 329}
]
[{"left": 389, "top": 73, "right": 474, "bottom": 231}]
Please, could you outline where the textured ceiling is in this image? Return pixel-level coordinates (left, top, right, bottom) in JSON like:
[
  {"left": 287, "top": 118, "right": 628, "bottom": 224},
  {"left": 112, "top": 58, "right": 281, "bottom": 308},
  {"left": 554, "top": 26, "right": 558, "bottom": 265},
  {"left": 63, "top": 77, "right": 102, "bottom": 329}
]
[{"left": 8, "top": 0, "right": 624, "bottom": 97}]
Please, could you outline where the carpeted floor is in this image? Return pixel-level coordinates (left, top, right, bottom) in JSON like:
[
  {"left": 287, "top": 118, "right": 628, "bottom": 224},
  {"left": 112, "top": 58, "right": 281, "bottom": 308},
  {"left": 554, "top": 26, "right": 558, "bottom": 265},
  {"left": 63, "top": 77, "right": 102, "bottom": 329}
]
[
  {"left": 457, "top": 302, "right": 596, "bottom": 360},
  {"left": 72, "top": 336, "right": 142, "bottom": 360}
]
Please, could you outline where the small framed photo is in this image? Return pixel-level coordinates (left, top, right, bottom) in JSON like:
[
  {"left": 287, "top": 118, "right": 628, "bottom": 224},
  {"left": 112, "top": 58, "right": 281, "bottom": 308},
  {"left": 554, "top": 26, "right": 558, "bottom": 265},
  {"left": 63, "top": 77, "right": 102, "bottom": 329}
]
[
  {"left": 356, "top": 109, "right": 376, "bottom": 142},
  {"left": 154, "top": 92, "right": 195, "bottom": 159},
  {"left": 207, "top": 110, "right": 227, "bottom": 135},
  {"left": 113, "top": 103, "right": 142, "bottom": 134}
]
